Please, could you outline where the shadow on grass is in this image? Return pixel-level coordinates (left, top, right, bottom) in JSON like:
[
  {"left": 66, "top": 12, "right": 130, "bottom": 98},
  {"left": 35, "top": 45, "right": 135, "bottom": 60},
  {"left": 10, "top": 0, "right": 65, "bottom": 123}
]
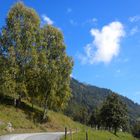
[
  {"left": 109, "top": 131, "right": 119, "bottom": 137},
  {"left": 0, "top": 94, "right": 47, "bottom": 124}
]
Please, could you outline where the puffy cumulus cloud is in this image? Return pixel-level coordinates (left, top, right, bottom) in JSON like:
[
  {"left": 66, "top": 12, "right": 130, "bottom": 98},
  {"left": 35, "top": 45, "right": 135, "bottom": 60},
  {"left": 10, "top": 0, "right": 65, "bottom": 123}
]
[
  {"left": 79, "top": 21, "right": 125, "bottom": 64},
  {"left": 42, "top": 15, "right": 54, "bottom": 25}
]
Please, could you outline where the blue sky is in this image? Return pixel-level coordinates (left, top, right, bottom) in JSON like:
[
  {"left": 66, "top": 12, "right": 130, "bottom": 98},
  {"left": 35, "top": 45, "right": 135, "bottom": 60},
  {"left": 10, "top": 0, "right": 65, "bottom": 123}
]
[{"left": 1, "top": 0, "right": 140, "bottom": 103}]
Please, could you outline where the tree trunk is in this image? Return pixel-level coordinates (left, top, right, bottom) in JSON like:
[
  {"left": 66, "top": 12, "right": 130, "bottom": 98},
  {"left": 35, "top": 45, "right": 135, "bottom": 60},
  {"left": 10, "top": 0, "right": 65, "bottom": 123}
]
[
  {"left": 18, "top": 94, "right": 21, "bottom": 107},
  {"left": 42, "top": 90, "right": 49, "bottom": 121},
  {"left": 14, "top": 98, "right": 17, "bottom": 107},
  {"left": 42, "top": 99, "right": 48, "bottom": 121},
  {"left": 43, "top": 107, "right": 47, "bottom": 120},
  {"left": 31, "top": 95, "right": 34, "bottom": 111},
  {"left": 114, "top": 128, "right": 117, "bottom": 135},
  {"left": 32, "top": 101, "right": 34, "bottom": 111}
]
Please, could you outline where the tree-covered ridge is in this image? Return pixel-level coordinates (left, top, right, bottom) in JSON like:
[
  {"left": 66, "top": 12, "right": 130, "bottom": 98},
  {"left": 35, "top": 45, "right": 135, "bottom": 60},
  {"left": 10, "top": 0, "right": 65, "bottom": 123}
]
[{"left": 65, "top": 78, "right": 140, "bottom": 123}]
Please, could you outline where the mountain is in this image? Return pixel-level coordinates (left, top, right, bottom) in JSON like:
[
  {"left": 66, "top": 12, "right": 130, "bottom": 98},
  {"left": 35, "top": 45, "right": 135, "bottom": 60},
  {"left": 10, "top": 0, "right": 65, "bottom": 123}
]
[{"left": 65, "top": 78, "right": 140, "bottom": 123}]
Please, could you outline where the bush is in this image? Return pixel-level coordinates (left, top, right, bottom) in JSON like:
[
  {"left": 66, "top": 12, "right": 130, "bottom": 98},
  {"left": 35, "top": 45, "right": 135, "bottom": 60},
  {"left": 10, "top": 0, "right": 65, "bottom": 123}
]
[{"left": 132, "top": 122, "right": 140, "bottom": 138}]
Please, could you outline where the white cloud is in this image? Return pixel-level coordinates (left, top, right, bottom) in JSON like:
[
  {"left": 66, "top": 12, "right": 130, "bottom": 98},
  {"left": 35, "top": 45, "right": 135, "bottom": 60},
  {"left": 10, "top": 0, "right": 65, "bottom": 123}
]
[
  {"left": 130, "top": 26, "right": 139, "bottom": 35},
  {"left": 79, "top": 21, "right": 125, "bottom": 64},
  {"left": 129, "top": 16, "right": 140, "bottom": 22},
  {"left": 42, "top": 15, "right": 54, "bottom": 25}
]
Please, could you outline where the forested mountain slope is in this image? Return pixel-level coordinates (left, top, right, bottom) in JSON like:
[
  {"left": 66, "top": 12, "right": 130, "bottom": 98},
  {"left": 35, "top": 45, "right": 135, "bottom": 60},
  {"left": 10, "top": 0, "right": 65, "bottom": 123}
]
[{"left": 65, "top": 78, "right": 140, "bottom": 122}]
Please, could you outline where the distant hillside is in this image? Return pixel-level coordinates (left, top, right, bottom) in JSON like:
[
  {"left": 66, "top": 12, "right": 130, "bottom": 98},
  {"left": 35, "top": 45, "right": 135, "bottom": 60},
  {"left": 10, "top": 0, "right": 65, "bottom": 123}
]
[{"left": 65, "top": 78, "right": 140, "bottom": 122}]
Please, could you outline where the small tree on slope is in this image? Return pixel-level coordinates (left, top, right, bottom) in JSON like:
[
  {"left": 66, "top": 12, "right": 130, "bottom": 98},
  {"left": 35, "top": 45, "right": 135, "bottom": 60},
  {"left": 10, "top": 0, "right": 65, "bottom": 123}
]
[{"left": 100, "top": 93, "right": 128, "bottom": 135}]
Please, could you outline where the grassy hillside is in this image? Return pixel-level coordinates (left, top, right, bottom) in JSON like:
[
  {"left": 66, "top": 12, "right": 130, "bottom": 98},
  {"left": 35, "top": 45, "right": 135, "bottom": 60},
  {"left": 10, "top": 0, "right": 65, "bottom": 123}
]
[
  {"left": 0, "top": 101, "right": 84, "bottom": 135},
  {"left": 0, "top": 99, "right": 137, "bottom": 140},
  {"left": 61, "top": 130, "right": 136, "bottom": 140}
]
